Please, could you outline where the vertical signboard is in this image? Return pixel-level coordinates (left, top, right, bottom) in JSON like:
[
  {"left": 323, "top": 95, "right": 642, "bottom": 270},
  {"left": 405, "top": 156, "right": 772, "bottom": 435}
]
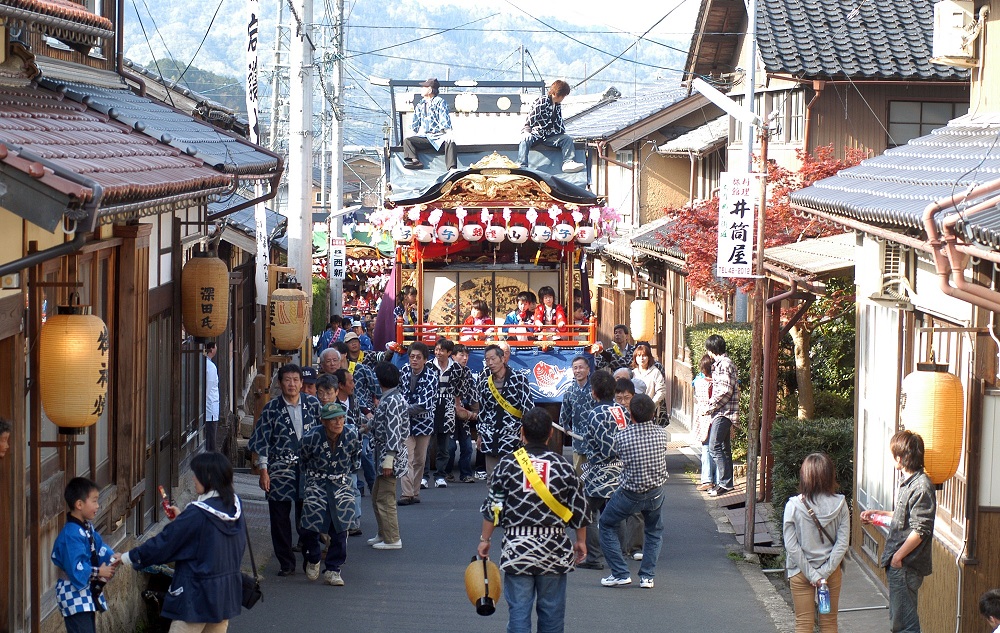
[
  {"left": 330, "top": 238, "right": 346, "bottom": 280},
  {"left": 246, "top": 0, "right": 268, "bottom": 303},
  {"left": 717, "top": 172, "right": 760, "bottom": 278}
]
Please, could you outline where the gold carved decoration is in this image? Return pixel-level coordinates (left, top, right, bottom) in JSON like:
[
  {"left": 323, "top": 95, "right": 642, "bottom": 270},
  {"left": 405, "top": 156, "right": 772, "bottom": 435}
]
[
  {"left": 443, "top": 174, "right": 558, "bottom": 206},
  {"left": 471, "top": 152, "right": 521, "bottom": 170}
]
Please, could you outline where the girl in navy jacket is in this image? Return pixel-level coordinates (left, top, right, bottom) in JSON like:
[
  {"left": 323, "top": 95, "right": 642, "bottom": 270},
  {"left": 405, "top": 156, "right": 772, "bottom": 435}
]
[{"left": 115, "top": 453, "right": 246, "bottom": 627}]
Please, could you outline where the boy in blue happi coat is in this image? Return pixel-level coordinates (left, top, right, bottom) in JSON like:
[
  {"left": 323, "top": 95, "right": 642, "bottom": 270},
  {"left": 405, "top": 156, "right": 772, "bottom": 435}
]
[{"left": 51, "top": 477, "right": 117, "bottom": 633}]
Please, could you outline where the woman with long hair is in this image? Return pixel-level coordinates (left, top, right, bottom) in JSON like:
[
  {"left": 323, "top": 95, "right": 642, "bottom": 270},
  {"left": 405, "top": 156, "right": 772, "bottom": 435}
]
[
  {"left": 783, "top": 453, "right": 850, "bottom": 633},
  {"left": 114, "top": 452, "right": 246, "bottom": 631},
  {"left": 630, "top": 343, "right": 666, "bottom": 420}
]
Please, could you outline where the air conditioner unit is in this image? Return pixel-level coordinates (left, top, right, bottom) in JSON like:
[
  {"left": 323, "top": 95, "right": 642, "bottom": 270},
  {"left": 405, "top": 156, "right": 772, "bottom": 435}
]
[{"left": 931, "top": 0, "right": 979, "bottom": 67}]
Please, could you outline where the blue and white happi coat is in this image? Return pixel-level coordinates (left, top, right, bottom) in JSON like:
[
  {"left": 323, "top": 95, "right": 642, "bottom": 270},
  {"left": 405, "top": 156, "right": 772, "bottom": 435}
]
[
  {"left": 370, "top": 387, "right": 410, "bottom": 478},
  {"left": 399, "top": 363, "right": 439, "bottom": 436},
  {"left": 51, "top": 516, "right": 114, "bottom": 616},
  {"left": 559, "top": 378, "right": 593, "bottom": 454},
  {"left": 248, "top": 393, "right": 322, "bottom": 501},
  {"left": 432, "top": 358, "right": 469, "bottom": 435},
  {"left": 476, "top": 367, "right": 534, "bottom": 457},
  {"left": 580, "top": 400, "right": 630, "bottom": 499},
  {"left": 300, "top": 424, "right": 362, "bottom": 534}
]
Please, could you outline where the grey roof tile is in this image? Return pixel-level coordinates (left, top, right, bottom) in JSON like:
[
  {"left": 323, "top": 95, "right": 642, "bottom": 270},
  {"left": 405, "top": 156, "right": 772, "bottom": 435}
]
[
  {"left": 790, "top": 117, "right": 1000, "bottom": 249},
  {"left": 564, "top": 88, "right": 690, "bottom": 140},
  {"left": 755, "top": 0, "right": 969, "bottom": 80}
]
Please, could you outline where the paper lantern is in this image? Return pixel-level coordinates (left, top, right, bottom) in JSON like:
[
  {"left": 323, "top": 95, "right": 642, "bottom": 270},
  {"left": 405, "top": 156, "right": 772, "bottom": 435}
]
[
  {"left": 507, "top": 225, "right": 529, "bottom": 244},
  {"left": 900, "top": 362, "right": 964, "bottom": 485},
  {"left": 391, "top": 225, "right": 413, "bottom": 243},
  {"left": 552, "top": 223, "right": 575, "bottom": 243},
  {"left": 414, "top": 225, "right": 435, "bottom": 242},
  {"left": 437, "top": 225, "right": 460, "bottom": 243},
  {"left": 485, "top": 226, "right": 506, "bottom": 243},
  {"left": 530, "top": 225, "right": 552, "bottom": 243},
  {"left": 269, "top": 283, "right": 308, "bottom": 352},
  {"left": 181, "top": 252, "right": 229, "bottom": 339},
  {"left": 462, "top": 224, "right": 484, "bottom": 242},
  {"left": 464, "top": 557, "right": 502, "bottom": 616},
  {"left": 40, "top": 304, "right": 109, "bottom": 433},
  {"left": 630, "top": 299, "right": 656, "bottom": 342},
  {"left": 575, "top": 226, "right": 596, "bottom": 244}
]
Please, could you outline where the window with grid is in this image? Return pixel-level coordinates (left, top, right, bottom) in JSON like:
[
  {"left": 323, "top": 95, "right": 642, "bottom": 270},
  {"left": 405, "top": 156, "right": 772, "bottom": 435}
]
[{"left": 887, "top": 101, "right": 970, "bottom": 147}]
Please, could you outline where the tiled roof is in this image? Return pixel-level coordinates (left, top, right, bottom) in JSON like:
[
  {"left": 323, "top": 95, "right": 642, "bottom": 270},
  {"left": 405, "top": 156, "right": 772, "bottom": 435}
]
[
  {"left": 38, "top": 78, "right": 280, "bottom": 177},
  {"left": 565, "top": 88, "right": 690, "bottom": 140},
  {"left": 789, "top": 115, "right": 1000, "bottom": 250},
  {"left": 631, "top": 216, "right": 685, "bottom": 260},
  {"left": 763, "top": 232, "right": 854, "bottom": 277},
  {"left": 656, "top": 115, "right": 729, "bottom": 156},
  {"left": 0, "top": 83, "right": 231, "bottom": 206},
  {"left": 0, "top": 0, "right": 113, "bottom": 35},
  {"left": 756, "top": 0, "right": 968, "bottom": 80}
]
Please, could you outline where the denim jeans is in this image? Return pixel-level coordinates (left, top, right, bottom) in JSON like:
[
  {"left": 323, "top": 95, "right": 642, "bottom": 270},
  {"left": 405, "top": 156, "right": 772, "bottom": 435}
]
[
  {"left": 63, "top": 612, "right": 96, "bottom": 633},
  {"left": 599, "top": 485, "right": 665, "bottom": 580},
  {"left": 517, "top": 133, "right": 576, "bottom": 168},
  {"left": 503, "top": 573, "right": 567, "bottom": 633},
  {"left": 700, "top": 443, "right": 718, "bottom": 485},
  {"left": 887, "top": 566, "right": 923, "bottom": 632},
  {"left": 446, "top": 423, "right": 474, "bottom": 479},
  {"left": 709, "top": 416, "right": 734, "bottom": 489}
]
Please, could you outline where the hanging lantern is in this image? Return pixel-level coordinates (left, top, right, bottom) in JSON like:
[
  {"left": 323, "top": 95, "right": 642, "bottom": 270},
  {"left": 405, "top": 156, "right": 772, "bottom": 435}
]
[
  {"left": 181, "top": 252, "right": 229, "bottom": 339},
  {"left": 269, "top": 282, "right": 308, "bottom": 352},
  {"left": 391, "top": 225, "right": 413, "bottom": 243},
  {"left": 437, "top": 225, "right": 460, "bottom": 244},
  {"left": 40, "top": 301, "right": 109, "bottom": 433},
  {"left": 507, "top": 225, "right": 529, "bottom": 244},
  {"left": 900, "top": 362, "right": 964, "bottom": 485},
  {"left": 464, "top": 557, "right": 502, "bottom": 616},
  {"left": 462, "top": 224, "right": 484, "bottom": 242},
  {"left": 575, "top": 225, "right": 597, "bottom": 244},
  {"left": 484, "top": 225, "right": 506, "bottom": 243},
  {"left": 414, "top": 225, "right": 435, "bottom": 243},
  {"left": 553, "top": 223, "right": 575, "bottom": 243},
  {"left": 630, "top": 299, "right": 656, "bottom": 342},
  {"left": 530, "top": 225, "right": 552, "bottom": 243}
]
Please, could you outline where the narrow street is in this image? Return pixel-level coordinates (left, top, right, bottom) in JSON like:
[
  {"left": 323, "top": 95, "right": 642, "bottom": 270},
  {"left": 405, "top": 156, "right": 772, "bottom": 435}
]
[{"left": 234, "top": 442, "right": 784, "bottom": 633}]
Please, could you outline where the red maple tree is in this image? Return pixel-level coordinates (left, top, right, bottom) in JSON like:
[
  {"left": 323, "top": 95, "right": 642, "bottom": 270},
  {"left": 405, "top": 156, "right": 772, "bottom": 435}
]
[{"left": 659, "top": 145, "right": 868, "bottom": 301}]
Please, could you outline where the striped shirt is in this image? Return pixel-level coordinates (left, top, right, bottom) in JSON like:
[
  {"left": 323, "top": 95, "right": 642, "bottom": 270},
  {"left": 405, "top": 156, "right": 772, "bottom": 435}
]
[{"left": 706, "top": 354, "right": 739, "bottom": 424}]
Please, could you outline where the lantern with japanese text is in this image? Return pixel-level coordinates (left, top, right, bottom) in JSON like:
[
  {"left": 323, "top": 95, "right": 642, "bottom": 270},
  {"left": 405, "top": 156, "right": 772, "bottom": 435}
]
[
  {"left": 552, "top": 223, "right": 575, "bottom": 243},
  {"left": 437, "top": 225, "right": 460, "bottom": 244},
  {"left": 391, "top": 225, "right": 413, "bottom": 243},
  {"left": 181, "top": 252, "right": 229, "bottom": 339},
  {"left": 507, "top": 225, "right": 529, "bottom": 244},
  {"left": 414, "top": 225, "right": 435, "bottom": 243},
  {"left": 484, "top": 225, "right": 506, "bottom": 243},
  {"left": 462, "top": 224, "right": 484, "bottom": 242},
  {"left": 630, "top": 299, "right": 656, "bottom": 342},
  {"left": 575, "top": 226, "right": 596, "bottom": 244},
  {"left": 40, "top": 302, "right": 109, "bottom": 433},
  {"left": 530, "top": 225, "right": 552, "bottom": 243},
  {"left": 899, "top": 362, "right": 964, "bottom": 485},
  {"left": 269, "top": 282, "right": 308, "bottom": 352}
]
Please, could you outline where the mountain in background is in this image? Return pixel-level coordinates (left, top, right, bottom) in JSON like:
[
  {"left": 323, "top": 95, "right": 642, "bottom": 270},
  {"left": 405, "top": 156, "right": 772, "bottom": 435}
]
[{"left": 124, "top": 0, "right": 691, "bottom": 146}]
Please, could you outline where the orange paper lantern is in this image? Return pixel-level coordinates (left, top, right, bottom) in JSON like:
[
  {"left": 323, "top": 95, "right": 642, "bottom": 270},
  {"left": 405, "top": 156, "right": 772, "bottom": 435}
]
[
  {"left": 40, "top": 305, "right": 109, "bottom": 433},
  {"left": 630, "top": 299, "right": 656, "bottom": 342},
  {"left": 900, "top": 362, "right": 964, "bottom": 485},
  {"left": 182, "top": 252, "right": 229, "bottom": 338},
  {"left": 269, "top": 283, "right": 308, "bottom": 352}
]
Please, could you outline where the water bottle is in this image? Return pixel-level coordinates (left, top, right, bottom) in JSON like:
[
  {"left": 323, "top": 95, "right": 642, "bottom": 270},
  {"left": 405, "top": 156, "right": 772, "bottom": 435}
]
[{"left": 817, "top": 579, "right": 831, "bottom": 614}]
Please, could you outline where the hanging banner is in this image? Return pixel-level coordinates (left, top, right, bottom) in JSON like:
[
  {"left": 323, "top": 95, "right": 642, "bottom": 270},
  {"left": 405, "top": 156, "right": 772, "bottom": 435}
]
[
  {"left": 717, "top": 171, "right": 760, "bottom": 278},
  {"left": 246, "top": 0, "right": 268, "bottom": 304},
  {"left": 330, "top": 237, "right": 346, "bottom": 279}
]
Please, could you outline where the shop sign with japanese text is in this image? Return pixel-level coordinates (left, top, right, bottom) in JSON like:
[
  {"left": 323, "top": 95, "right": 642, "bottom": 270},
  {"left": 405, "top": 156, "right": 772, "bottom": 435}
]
[
  {"left": 330, "top": 237, "right": 346, "bottom": 279},
  {"left": 717, "top": 172, "right": 760, "bottom": 278}
]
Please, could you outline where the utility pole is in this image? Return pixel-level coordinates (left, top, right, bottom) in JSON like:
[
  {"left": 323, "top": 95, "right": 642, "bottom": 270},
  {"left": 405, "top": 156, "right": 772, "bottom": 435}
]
[
  {"left": 287, "top": 0, "right": 314, "bottom": 350},
  {"left": 520, "top": 45, "right": 525, "bottom": 82},
  {"left": 328, "top": 0, "right": 345, "bottom": 319}
]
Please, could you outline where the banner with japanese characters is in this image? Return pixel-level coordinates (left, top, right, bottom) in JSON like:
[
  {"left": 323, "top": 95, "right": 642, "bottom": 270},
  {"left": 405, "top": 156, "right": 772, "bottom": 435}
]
[
  {"left": 246, "top": 0, "right": 268, "bottom": 304},
  {"left": 716, "top": 172, "right": 760, "bottom": 278},
  {"left": 330, "top": 238, "right": 346, "bottom": 279}
]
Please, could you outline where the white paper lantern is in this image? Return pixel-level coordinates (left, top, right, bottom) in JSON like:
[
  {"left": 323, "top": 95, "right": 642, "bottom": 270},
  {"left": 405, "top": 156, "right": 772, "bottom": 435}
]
[
  {"left": 485, "top": 226, "right": 506, "bottom": 243},
  {"left": 414, "top": 225, "right": 435, "bottom": 242},
  {"left": 553, "top": 223, "right": 575, "bottom": 243},
  {"left": 392, "top": 225, "right": 413, "bottom": 243},
  {"left": 530, "top": 225, "right": 552, "bottom": 243},
  {"left": 575, "top": 226, "right": 596, "bottom": 244},
  {"left": 507, "top": 225, "right": 529, "bottom": 244},
  {"left": 437, "top": 225, "right": 460, "bottom": 243},
  {"left": 462, "top": 224, "right": 484, "bottom": 242}
]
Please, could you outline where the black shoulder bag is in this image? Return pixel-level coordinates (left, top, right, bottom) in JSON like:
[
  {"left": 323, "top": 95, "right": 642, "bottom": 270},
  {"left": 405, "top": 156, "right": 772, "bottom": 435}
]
[{"left": 241, "top": 517, "right": 263, "bottom": 609}]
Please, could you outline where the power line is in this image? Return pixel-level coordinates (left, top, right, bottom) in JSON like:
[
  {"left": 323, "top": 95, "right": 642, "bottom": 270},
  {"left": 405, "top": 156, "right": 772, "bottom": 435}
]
[
  {"left": 341, "top": 14, "right": 499, "bottom": 61},
  {"left": 174, "top": 0, "right": 226, "bottom": 86}
]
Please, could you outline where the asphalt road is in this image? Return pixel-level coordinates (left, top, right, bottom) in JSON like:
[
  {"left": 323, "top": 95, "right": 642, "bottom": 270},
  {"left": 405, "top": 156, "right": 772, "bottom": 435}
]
[{"left": 233, "top": 446, "right": 784, "bottom": 633}]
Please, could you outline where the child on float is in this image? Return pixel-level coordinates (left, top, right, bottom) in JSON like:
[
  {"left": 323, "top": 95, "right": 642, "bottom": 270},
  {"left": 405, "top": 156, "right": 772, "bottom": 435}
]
[
  {"left": 533, "top": 285, "right": 567, "bottom": 342},
  {"left": 461, "top": 299, "right": 494, "bottom": 341}
]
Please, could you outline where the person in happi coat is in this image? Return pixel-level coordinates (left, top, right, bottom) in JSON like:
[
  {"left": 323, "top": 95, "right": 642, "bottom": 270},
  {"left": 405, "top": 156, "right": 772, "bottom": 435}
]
[
  {"left": 299, "top": 402, "right": 361, "bottom": 586},
  {"left": 397, "top": 342, "right": 439, "bottom": 505},
  {"left": 559, "top": 355, "right": 593, "bottom": 475},
  {"left": 472, "top": 344, "right": 534, "bottom": 478},
  {"left": 248, "top": 363, "right": 322, "bottom": 577},
  {"left": 368, "top": 362, "right": 409, "bottom": 549}
]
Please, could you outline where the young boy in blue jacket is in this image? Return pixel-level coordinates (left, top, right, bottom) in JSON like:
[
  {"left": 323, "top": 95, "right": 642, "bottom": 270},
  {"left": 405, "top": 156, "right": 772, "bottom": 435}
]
[{"left": 51, "top": 477, "right": 117, "bottom": 633}]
